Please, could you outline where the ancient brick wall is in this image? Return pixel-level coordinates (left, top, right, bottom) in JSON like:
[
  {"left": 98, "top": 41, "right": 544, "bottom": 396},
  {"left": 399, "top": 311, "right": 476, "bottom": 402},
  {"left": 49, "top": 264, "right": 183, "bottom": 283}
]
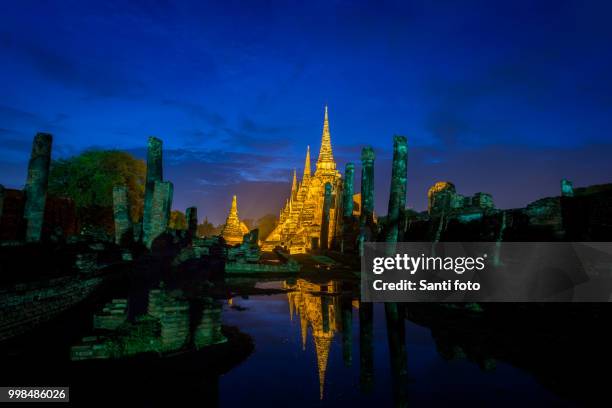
[
  {"left": 0, "top": 189, "right": 25, "bottom": 241},
  {"left": 43, "top": 196, "right": 79, "bottom": 239},
  {"left": 0, "top": 276, "right": 104, "bottom": 342},
  {"left": 0, "top": 189, "right": 78, "bottom": 241}
]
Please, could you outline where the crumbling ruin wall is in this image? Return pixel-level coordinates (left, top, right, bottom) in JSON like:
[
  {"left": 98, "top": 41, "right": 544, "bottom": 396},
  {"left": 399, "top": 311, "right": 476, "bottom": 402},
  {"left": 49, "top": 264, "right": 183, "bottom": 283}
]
[
  {"left": 112, "top": 186, "right": 132, "bottom": 246},
  {"left": 0, "top": 189, "right": 26, "bottom": 241},
  {"left": 0, "top": 189, "right": 77, "bottom": 242},
  {"left": 0, "top": 275, "right": 104, "bottom": 342},
  {"left": 524, "top": 197, "right": 564, "bottom": 238},
  {"left": 562, "top": 183, "right": 612, "bottom": 240},
  {"left": 405, "top": 181, "right": 612, "bottom": 242},
  {"left": 43, "top": 196, "right": 78, "bottom": 240}
]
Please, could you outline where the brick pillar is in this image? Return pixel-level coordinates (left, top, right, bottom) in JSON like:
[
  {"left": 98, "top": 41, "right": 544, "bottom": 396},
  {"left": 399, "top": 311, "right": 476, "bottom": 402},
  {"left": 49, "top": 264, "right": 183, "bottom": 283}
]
[
  {"left": 383, "top": 138, "right": 408, "bottom": 406},
  {"left": 147, "top": 181, "right": 173, "bottom": 249},
  {"left": 341, "top": 163, "right": 355, "bottom": 253},
  {"left": 359, "top": 147, "right": 375, "bottom": 255},
  {"left": 112, "top": 186, "right": 132, "bottom": 246},
  {"left": 186, "top": 206, "right": 198, "bottom": 241},
  {"left": 342, "top": 163, "right": 355, "bottom": 217},
  {"left": 142, "top": 137, "right": 163, "bottom": 246},
  {"left": 360, "top": 147, "right": 375, "bottom": 223},
  {"left": 386, "top": 135, "right": 407, "bottom": 243},
  {"left": 24, "top": 133, "right": 52, "bottom": 242}
]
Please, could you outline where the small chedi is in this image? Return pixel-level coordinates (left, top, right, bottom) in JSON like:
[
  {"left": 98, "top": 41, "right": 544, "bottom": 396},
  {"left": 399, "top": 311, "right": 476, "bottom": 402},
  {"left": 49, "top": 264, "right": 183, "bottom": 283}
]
[
  {"left": 263, "top": 106, "right": 344, "bottom": 253},
  {"left": 220, "top": 195, "right": 249, "bottom": 246}
]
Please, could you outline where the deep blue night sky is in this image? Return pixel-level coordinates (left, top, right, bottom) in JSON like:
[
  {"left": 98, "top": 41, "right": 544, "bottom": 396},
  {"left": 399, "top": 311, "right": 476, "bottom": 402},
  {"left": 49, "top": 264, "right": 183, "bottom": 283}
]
[{"left": 1, "top": 1, "right": 612, "bottom": 224}]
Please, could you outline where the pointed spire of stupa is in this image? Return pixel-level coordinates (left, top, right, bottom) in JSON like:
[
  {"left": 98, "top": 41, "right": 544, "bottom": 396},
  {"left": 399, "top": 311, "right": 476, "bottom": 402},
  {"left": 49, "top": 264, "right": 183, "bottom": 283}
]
[
  {"left": 291, "top": 169, "right": 298, "bottom": 197},
  {"left": 230, "top": 195, "right": 238, "bottom": 217},
  {"left": 303, "top": 145, "right": 311, "bottom": 179},
  {"left": 315, "top": 105, "right": 336, "bottom": 176}
]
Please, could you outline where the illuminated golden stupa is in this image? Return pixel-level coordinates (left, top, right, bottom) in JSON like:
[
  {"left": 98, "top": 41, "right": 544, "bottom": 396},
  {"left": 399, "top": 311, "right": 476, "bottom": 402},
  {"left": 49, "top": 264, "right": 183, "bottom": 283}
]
[
  {"left": 220, "top": 195, "right": 249, "bottom": 245},
  {"left": 262, "top": 106, "right": 343, "bottom": 253}
]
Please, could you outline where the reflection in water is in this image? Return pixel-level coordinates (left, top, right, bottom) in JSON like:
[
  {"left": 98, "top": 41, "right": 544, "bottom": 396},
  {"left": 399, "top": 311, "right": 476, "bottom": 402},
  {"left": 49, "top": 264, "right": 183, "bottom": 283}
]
[
  {"left": 5, "top": 275, "right": 588, "bottom": 405},
  {"left": 385, "top": 303, "right": 408, "bottom": 408},
  {"left": 283, "top": 279, "right": 409, "bottom": 404},
  {"left": 284, "top": 279, "right": 344, "bottom": 399},
  {"left": 221, "top": 278, "right": 570, "bottom": 407},
  {"left": 1, "top": 280, "right": 254, "bottom": 406},
  {"left": 341, "top": 296, "right": 353, "bottom": 367},
  {"left": 71, "top": 286, "right": 225, "bottom": 360},
  {"left": 148, "top": 288, "right": 226, "bottom": 352},
  {"left": 359, "top": 300, "right": 375, "bottom": 393}
]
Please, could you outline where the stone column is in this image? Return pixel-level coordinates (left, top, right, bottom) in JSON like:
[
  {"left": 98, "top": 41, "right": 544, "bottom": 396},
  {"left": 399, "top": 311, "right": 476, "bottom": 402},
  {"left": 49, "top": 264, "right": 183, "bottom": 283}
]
[
  {"left": 360, "top": 147, "right": 375, "bottom": 223},
  {"left": 341, "top": 163, "right": 355, "bottom": 253},
  {"left": 342, "top": 163, "right": 355, "bottom": 217},
  {"left": 383, "top": 136, "right": 408, "bottom": 397},
  {"left": 359, "top": 147, "right": 375, "bottom": 255},
  {"left": 320, "top": 183, "right": 333, "bottom": 250},
  {"left": 146, "top": 180, "right": 173, "bottom": 249},
  {"left": 386, "top": 135, "right": 408, "bottom": 243},
  {"left": 142, "top": 137, "right": 163, "bottom": 246},
  {"left": 112, "top": 186, "right": 132, "bottom": 246},
  {"left": 24, "top": 133, "right": 53, "bottom": 242},
  {"left": 186, "top": 206, "right": 198, "bottom": 241}
]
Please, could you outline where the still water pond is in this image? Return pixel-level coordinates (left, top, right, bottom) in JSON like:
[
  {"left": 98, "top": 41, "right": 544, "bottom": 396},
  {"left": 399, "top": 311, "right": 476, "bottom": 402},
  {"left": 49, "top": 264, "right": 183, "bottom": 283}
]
[
  {"left": 0, "top": 277, "right": 575, "bottom": 406},
  {"left": 218, "top": 280, "right": 567, "bottom": 407}
]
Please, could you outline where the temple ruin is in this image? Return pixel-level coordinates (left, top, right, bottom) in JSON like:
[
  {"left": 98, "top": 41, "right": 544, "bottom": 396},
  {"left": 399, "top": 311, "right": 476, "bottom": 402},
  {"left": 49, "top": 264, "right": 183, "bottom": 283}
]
[{"left": 262, "top": 106, "right": 344, "bottom": 253}]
